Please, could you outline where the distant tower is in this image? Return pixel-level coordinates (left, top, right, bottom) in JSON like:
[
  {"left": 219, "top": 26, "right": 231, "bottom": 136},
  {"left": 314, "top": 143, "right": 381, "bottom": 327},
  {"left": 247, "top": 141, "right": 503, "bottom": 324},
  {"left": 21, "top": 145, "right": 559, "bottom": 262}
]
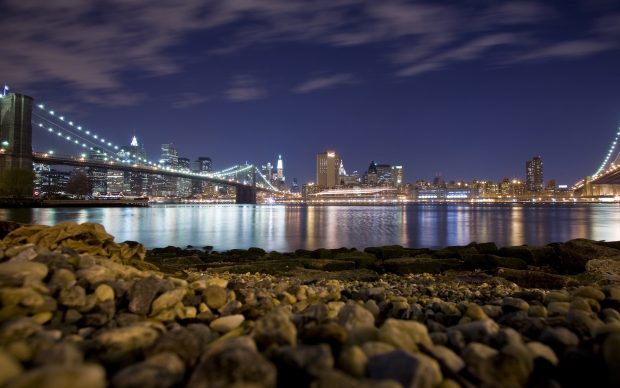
[
  {"left": 0, "top": 93, "right": 33, "bottom": 171},
  {"left": 316, "top": 150, "right": 341, "bottom": 189},
  {"left": 526, "top": 156, "right": 544, "bottom": 192},
  {"left": 277, "top": 154, "right": 284, "bottom": 180}
]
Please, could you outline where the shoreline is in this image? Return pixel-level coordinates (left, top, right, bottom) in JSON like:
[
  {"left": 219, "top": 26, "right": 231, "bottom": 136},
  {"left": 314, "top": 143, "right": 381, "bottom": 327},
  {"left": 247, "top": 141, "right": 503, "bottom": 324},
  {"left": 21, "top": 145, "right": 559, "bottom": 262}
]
[{"left": 0, "top": 222, "right": 619, "bottom": 387}]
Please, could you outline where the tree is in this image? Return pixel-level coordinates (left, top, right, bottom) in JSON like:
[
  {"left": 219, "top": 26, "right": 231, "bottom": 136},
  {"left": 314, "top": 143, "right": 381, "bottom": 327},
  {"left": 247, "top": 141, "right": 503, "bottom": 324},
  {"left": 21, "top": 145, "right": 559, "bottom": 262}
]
[
  {"left": 65, "top": 172, "right": 93, "bottom": 199},
  {"left": 0, "top": 169, "right": 35, "bottom": 198}
]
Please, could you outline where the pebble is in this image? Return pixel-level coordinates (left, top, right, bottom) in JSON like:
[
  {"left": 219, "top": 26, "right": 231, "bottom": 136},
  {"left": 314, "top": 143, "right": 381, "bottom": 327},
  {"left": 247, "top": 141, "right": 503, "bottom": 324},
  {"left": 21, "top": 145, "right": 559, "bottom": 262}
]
[
  {"left": 378, "top": 318, "right": 432, "bottom": 352},
  {"left": 209, "top": 314, "right": 245, "bottom": 333}
]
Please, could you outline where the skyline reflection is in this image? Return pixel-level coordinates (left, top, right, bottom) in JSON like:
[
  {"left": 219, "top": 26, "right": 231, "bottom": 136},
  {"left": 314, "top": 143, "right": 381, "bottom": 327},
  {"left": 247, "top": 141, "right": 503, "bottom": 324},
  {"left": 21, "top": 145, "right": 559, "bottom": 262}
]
[{"left": 0, "top": 204, "right": 619, "bottom": 251}]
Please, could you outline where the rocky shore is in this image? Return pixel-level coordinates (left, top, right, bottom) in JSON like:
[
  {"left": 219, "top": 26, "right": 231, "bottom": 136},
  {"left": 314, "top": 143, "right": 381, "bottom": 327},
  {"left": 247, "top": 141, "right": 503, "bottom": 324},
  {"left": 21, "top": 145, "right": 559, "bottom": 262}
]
[{"left": 1, "top": 221, "right": 619, "bottom": 387}]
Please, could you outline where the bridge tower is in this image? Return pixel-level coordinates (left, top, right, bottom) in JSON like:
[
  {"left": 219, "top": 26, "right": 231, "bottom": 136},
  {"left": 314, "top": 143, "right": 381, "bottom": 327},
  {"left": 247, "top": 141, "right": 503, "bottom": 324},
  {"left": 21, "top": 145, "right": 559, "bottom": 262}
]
[
  {"left": 235, "top": 167, "right": 257, "bottom": 204},
  {"left": 0, "top": 93, "right": 33, "bottom": 172}
]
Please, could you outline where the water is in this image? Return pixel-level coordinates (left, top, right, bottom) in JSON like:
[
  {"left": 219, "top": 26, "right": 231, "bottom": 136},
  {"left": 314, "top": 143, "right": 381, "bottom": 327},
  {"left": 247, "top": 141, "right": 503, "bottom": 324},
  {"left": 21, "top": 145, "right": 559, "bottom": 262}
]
[{"left": 1, "top": 204, "right": 619, "bottom": 251}]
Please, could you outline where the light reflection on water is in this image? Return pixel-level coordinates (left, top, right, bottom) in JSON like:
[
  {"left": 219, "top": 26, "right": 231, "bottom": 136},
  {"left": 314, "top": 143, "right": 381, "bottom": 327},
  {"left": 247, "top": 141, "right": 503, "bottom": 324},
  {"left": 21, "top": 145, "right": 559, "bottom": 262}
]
[{"left": 1, "top": 204, "right": 619, "bottom": 251}]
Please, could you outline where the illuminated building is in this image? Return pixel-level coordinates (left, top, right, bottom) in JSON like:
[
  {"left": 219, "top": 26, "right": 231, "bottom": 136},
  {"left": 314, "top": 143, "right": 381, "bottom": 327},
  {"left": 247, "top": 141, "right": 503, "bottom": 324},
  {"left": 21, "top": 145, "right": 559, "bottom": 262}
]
[
  {"left": 392, "top": 165, "right": 404, "bottom": 186},
  {"left": 316, "top": 150, "right": 341, "bottom": 189},
  {"left": 88, "top": 147, "right": 107, "bottom": 194},
  {"left": 526, "top": 156, "right": 544, "bottom": 192},
  {"left": 277, "top": 155, "right": 284, "bottom": 180}
]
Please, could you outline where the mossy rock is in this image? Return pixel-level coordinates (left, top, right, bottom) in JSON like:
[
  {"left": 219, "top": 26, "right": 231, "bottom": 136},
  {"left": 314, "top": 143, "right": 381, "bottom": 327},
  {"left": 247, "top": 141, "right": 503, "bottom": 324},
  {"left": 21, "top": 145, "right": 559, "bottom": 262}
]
[
  {"left": 434, "top": 246, "right": 478, "bottom": 260},
  {"left": 294, "top": 249, "right": 312, "bottom": 258},
  {"left": 498, "top": 246, "right": 534, "bottom": 264},
  {"left": 333, "top": 252, "right": 378, "bottom": 269},
  {"left": 463, "top": 254, "right": 499, "bottom": 270},
  {"left": 311, "top": 248, "right": 335, "bottom": 259},
  {"left": 529, "top": 246, "right": 558, "bottom": 266},
  {"left": 368, "top": 246, "right": 411, "bottom": 260},
  {"left": 382, "top": 257, "right": 442, "bottom": 275},
  {"left": 301, "top": 259, "right": 355, "bottom": 271},
  {"left": 469, "top": 242, "right": 499, "bottom": 255},
  {"left": 496, "top": 257, "right": 528, "bottom": 270},
  {"left": 437, "top": 258, "right": 465, "bottom": 272},
  {"left": 497, "top": 268, "right": 571, "bottom": 289}
]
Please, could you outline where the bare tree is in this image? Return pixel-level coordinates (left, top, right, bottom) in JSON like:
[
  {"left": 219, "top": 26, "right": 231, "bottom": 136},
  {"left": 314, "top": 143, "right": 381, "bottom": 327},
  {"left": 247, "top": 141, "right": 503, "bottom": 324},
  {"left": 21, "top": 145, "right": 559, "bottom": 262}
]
[{"left": 65, "top": 172, "right": 93, "bottom": 199}]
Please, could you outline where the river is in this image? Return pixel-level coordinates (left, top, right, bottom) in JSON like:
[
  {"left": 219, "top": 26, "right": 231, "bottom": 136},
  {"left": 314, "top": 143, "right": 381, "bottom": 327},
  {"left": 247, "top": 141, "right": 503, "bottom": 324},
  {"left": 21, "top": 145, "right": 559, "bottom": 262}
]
[{"left": 1, "top": 203, "right": 619, "bottom": 251}]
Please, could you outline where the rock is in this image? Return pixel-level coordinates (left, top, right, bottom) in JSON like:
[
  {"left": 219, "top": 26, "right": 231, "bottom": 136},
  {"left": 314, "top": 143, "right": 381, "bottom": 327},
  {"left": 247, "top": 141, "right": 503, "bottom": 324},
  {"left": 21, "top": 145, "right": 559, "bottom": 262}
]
[
  {"left": 129, "top": 277, "right": 164, "bottom": 315},
  {"left": 188, "top": 336, "right": 276, "bottom": 388},
  {"left": 367, "top": 349, "right": 442, "bottom": 388},
  {"left": 465, "top": 304, "right": 488, "bottom": 321},
  {"left": 203, "top": 285, "right": 227, "bottom": 310},
  {"left": 0, "top": 350, "right": 23, "bottom": 386},
  {"left": 530, "top": 246, "right": 558, "bottom": 266},
  {"left": 547, "top": 302, "right": 570, "bottom": 316},
  {"left": 544, "top": 290, "right": 571, "bottom": 304},
  {"left": 150, "top": 288, "right": 186, "bottom": 316},
  {"left": 0, "top": 261, "right": 48, "bottom": 284},
  {"left": 502, "top": 297, "right": 529, "bottom": 312},
  {"left": 586, "top": 259, "right": 620, "bottom": 281},
  {"left": 210, "top": 314, "right": 244, "bottom": 333},
  {"left": 338, "top": 345, "right": 367, "bottom": 377},
  {"left": 567, "top": 309, "right": 602, "bottom": 336},
  {"left": 312, "top": 370, "right": 401, "bottom": 388},
  {"left": 448, "top": 319, "right": 499, "bottom": 343},
  {"left": 95, "top": 322, "right": 162, "bottom": 355},
  {"left": 33, "top": 342, "right": 83, "bottom": 366},
  {"left": 471, "top": 242, "right": 498, "bottom": 254},
  {"left": 94, "top": 284, "right": 115, "bottom": 302},
  {"left": 253, "top": 308, "right": 297, "bottom": 349},
  {"left": 603, "top": 333, "right": 620, "bottom": 387},
  {"left": 461, "top": 342, "right": 499, "bottom": 384},
  {"left": 378, "top": 318, "right": 433, "bottom": 352},
  {"left": 558, "top": 239, "right": 620, "bottom": 274},
  {"left": 423, "top": 345, "right": 465, "bottom": 374},
  {"left": 8, "top": 246, "right": 38, "bottom": 262},
  {"left": 303, "top": 322, "right": 347, "bottom": 348},
  {"left": 539, "top": 326, "right": 580, "bottom": 351},
  {"left": 496, "top": 257, "right": 528, "bottom": 270},
  {"left": 361, "top": 341, "right": 396, "bottom": 357},
  {"left": 528, "top": 305, "right": 548, "bottom": 318},
  {"left": 463, "top": 254, "right": 499, "bottom": 270},
  {"left": 497, "top": 268, "right": 569, "bottom": 289},
  {"left": 498, "top": 246, "right": 534, "bottom": 264},
  {"left": 336, "top": 302, "right": 376, "bottom": 344},
  {"left": 382, "top": 258, "right": 442, "bottom": 275},
  {"left": 273, "top": 344, "right": 334, "bottom": 387},
  {"left": 8, "top": 364, "right": 105, "bottom": 388},
  {"left": 573, "top": 286, "right": 606, "bottom": 301},
  {"left": 111, "top": 352, "right": 185, "bottom": 388},
  {"left": 526, "top": 341, "right": 559, "bottom": 366},
  {"left": 149, "top": 324, "right": 215, "bottom": 367},
  {"left": 0, "top": 317, "right": 42, "bottom": 344}
]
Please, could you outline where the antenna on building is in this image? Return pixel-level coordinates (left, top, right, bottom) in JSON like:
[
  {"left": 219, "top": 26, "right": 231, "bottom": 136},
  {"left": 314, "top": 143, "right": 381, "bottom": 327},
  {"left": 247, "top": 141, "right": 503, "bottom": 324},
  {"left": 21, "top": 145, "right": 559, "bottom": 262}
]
[{"left": 1, "top": 85, "right": 9, "bottom": 97}]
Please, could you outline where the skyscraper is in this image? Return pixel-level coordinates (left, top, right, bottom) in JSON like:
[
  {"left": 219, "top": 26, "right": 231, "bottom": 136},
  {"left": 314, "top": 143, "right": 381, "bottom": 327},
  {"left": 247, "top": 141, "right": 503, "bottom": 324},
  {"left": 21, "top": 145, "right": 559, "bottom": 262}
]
[
  {"left": 277, "top": 155, "right": 284, "bottom": 180},
  {"left": 316, "top": 150, "right": 341, "bottom": 189},
  {"left": 526, "top": 156, "right": 544, "bottom": 192}
]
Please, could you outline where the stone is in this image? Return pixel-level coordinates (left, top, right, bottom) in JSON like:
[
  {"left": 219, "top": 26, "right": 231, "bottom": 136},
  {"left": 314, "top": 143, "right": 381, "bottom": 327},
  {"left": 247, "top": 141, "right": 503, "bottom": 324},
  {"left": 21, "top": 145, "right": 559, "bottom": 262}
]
[
  {"left": 558, "top": 239, "right": 620, "bottom": 273},
  {"left": 448, "top": 319, "right": 499, "bottom": 343},
  {"left": 423, "top": 345, "right": 465, "bottom": 374},
  {"left": 9, "top": 246, "right": 38, "bottom": 262},
  {"left": 502, "top": 297, "right": 529, "bottom": 312},
  {"left": 0, "top": 261, "right": 48, "bottom": 283},
  {"left": 573, "top": 286, "right": 606, "bottom": 301},
  {"left": 567, "top": 309, "right": 602, "bottom": 336},
  {"left": 463, "top": 254, "right": 499, "bottom": 270},
  {"left": 8, "top": 364, "right": 105, "bottom": 388},
  {"left": 336, "top": 303, "right": 375, "bottom": 329},
  {"left": 547, "top": 302, "right": 570, "bottom": 316},
  {"left": 313, "top": 370, "right": 401, "bottom": 388},
  {"left": 94, "top": 284, "right": 114, "bottom": 302},
  {"left": 0, "top": 350, "right": 23, "bottom": 386},
  {"left": 586, "top": 259, "right": 620, "bottom": 281},
  {"left": 528, "top": 305, "right": 548, "bottom": 318},
  {"left": 33, "top": 342, "right": 83, "bottom": 366},
  {"left": 497, "top": 268, "right": 569, "bottom": 289},
  {"left": 273, "top": 344, "right": 334, "bottom": 387},
  {"left": 204, "top": 285, "right": 228, "bottom": 309},
  {"left": 338, "top": 345, "right": 367, "bottom": 377},
  {"left": 378, "top": 318, "right": 432, "bottom": 352},
  {"left": 210, "top": 314, "right": 245, "bottom": 333},
  {"left": 150, "top": 288, "right": 186, "bottom": 316},
  {"left": 253, "top": 308, "right": 297, "bottom": 349},
  {"left": 603, "top": 333, "right": 620, "bottom": 387},
  {"left": 367, "top": 349, "right": 442, "bottom": 388},
  {"left": 111, "top": 352, "right": 185, "bottom": 388},
  {"left": 0, "top": 317, "right": 42, "bottom": 344},
  {"left": 461, "top": 342, "right": 499, "bottom": 384},
  {"left": 465, "top": 304, "right": 489, "bottom": 321},
  {"left": 498, "top": 246, "right": 534, "bottom": 264},
  {"left": 95, "top": 322, "right": 162, "bottom": 355},
  {"left": 129, "top": 276, "right": 164, "bottom": 315},
  {"left": 539, "top": 327, "right": 580, "bottom": 351},
  {"left": 526, "top": 341, "right": 559, "bottom": 366},
  {"left": 382, "top": 258, "right": 442, "bottom": 275},
  {"left": 59, "top": 286, "right": 87, "bottom": 308},
  {"left": 149, "top": 325, "right": 215, "bottom": 366}
]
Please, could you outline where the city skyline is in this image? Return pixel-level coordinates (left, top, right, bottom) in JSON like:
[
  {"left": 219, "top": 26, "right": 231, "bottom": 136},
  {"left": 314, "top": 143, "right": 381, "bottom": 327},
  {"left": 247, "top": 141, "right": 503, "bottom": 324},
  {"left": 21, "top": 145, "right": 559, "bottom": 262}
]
[{"left": 2, "top": 1, "right": 620, "bottom": 184}]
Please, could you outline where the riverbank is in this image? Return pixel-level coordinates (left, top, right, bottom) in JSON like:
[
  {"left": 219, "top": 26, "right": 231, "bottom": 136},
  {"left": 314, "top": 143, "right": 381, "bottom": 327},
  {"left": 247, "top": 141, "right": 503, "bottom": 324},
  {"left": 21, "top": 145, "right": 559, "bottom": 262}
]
[
  {"left": 0, "top": 198, "right": 149, "bottom": 208},
  {"left": 0, "top": 222, "right": 619, "bottom": 387}
]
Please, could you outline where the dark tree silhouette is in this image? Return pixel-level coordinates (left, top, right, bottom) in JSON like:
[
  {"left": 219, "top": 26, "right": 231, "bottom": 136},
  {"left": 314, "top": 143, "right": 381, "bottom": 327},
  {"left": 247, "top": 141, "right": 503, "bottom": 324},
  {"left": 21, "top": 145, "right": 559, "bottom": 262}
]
[{"left": 65, "top": 172, "right": 93, "bottom": 199}]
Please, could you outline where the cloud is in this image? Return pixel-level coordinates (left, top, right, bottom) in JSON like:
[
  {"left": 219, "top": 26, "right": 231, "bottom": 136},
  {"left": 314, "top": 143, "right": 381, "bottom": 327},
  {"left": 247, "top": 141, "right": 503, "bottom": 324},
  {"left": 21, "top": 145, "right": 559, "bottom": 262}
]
[
  {"left": 294, "top": 73, "right": 356, "bottom": 93},
  {"left": 512, "top": 40, "right": 616, "bottom": 62},
  {"left": 225, "top": 75, "right": 267, "bottom": 102},
  {"left": 171, "top": 93, "right": 209, "bottom": 109}
]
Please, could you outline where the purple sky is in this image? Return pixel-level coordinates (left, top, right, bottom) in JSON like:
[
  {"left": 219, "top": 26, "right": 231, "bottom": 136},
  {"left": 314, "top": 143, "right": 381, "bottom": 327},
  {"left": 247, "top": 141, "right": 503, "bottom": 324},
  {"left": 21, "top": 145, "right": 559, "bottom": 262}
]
[{"left": 2, "top": 0, "right": 620, "bottom": 185}]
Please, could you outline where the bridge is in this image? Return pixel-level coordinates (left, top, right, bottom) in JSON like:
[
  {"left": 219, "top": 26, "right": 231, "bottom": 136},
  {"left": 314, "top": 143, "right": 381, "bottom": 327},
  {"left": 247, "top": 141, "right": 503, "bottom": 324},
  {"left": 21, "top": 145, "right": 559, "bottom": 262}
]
[
  {"left": 574, "top": 126, "right": 620, "bottom": 198},
  {"left": 0, "top": 92, "right": 281, "bottom": 204}
]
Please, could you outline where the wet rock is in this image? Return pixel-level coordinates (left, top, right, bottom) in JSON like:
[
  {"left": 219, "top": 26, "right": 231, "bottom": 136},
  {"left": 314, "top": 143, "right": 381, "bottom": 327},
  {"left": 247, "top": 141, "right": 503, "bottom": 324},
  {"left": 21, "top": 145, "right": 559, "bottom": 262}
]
[
  {"left": 210, "top": 314, "right": 244, "bottom": 333},
  {"left": 188, "top": 336, "right": 276, "bottom": 388},
  {"left": 111, "top": 352, "right": 185, "bottom": 388},
  {"left": 586, "top": 259, "right": 620, "bottom": 281},
  {"left": 378, "top": 318, "right": 432, "bottom": 352},
  {"left": 558, "top": 239, "right": 620, "bottom": 273},
  {"left": 367, "top": 349, "right": 442, "bottom": 388},
  {"left": 497, "top": 268, "right": 569, "bottom": 289},
  {"left": 498, "top": 246, "right": 534, "bottom": 264}
]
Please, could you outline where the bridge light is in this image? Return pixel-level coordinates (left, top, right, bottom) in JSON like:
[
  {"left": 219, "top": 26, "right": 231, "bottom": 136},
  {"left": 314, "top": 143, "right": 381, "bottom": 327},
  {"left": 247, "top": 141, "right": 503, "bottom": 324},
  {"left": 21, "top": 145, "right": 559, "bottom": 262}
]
[
  {"left": 78, "top": 126, "right": 82, "bottom": 130},
  {"left": 107, "top": 142, "right": 112, "bottom": 146},
  {"left": 59, "top": 116, "right": 64, "bottom": 121},
  {"left": 38, "top": 123, "right": 43, "bottom": 127},
  {"left": 48, "top": 128, "right": 53, "bottom": 132},
  {"left": 38, "top": 104, "right": 44, "bottom": 109},
  {"left": 69, "top": 121, "right": 73, "bottom": 126},
  {"left": 114, "top": 146, "right": 118, "bottom": 150},
  {"left": 49, "top": 110, "right": 54, "bottom": 115},
  {"left": 49, "top": 150, "right": 54, "bottom": 154},
  {"left": 66, "top": 136, "right": 71, "bottom": 140},
  {"left": 93, "top": 135, "right": 97, "bottom": 139}
]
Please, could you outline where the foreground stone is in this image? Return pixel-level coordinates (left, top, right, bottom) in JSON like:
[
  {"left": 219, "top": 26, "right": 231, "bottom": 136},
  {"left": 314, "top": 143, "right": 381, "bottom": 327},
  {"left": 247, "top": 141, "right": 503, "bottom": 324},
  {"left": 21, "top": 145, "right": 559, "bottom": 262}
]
[{"left": 1, "top": 223, "right": 619, "bottom": 387}]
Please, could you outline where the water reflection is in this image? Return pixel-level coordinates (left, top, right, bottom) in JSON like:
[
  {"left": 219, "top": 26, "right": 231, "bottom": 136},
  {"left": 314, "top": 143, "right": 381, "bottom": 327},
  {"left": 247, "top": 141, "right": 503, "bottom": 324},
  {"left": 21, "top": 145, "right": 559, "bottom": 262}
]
[{"left": 0, "top": 204, "right": 619, "bottom": 251}]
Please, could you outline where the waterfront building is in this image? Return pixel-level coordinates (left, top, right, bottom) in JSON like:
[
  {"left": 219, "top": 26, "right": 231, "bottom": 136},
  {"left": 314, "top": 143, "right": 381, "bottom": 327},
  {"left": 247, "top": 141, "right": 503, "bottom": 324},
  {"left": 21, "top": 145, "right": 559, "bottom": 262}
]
[
  {"left": 106, "top": 169, "right": 124, "bottom": 194},
  {"left": 364, "top": 161, "right": 378, "bottom": 186},
  {"left": 376, "top": 163, "right": 393, "bottom": 186},
  {"left": 392, "top": 165, "right": 404, "bottom": 187},
  {"left": 526, "top": 156, "right": 544, "bottom": 192},
  {"left": 88, "top": 147, "right": 107, "bottom": 194},
  {"left": 33, "top": 163, "right": 50, "bottom": 196},
  {"left": 316, "top": 150, "right": 341, "bottom": 189}
]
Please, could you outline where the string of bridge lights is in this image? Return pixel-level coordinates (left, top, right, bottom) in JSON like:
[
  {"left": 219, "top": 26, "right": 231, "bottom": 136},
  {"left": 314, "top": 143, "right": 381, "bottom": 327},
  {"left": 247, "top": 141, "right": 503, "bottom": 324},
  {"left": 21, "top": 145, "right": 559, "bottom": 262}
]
[
  {"left": 592, "top": 126, "right": 620, "bottom": 177},
  {"left": 33, "top": 103, "right": 279, "bottom": 191}
]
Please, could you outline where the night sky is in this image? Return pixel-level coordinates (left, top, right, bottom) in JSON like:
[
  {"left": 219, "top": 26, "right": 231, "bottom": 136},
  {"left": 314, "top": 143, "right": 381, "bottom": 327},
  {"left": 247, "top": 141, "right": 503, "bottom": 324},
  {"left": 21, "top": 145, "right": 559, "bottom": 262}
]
[{"left": 2, "top": 0, "right": 620, "bottom": 186}]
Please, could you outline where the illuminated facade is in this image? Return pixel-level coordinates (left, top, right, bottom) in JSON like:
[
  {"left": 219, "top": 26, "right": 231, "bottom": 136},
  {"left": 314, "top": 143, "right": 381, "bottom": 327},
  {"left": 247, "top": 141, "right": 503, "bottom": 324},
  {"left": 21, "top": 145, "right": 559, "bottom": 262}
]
[
  {"left": 316, "top": 150, "right": 341, "bottom": 189},
  {"left": 526, "top": 156, "right": 544, "bottom": 192}
]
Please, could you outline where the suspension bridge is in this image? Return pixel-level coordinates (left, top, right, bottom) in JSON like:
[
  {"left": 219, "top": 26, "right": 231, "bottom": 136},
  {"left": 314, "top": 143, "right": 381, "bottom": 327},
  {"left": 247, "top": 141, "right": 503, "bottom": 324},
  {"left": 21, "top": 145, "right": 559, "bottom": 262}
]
[
  {"left": 573, "top": 126, "right": 620, "bottom": 198},
  {"left": 0, "top": 92, "right": 282, "bottom": 204}
]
